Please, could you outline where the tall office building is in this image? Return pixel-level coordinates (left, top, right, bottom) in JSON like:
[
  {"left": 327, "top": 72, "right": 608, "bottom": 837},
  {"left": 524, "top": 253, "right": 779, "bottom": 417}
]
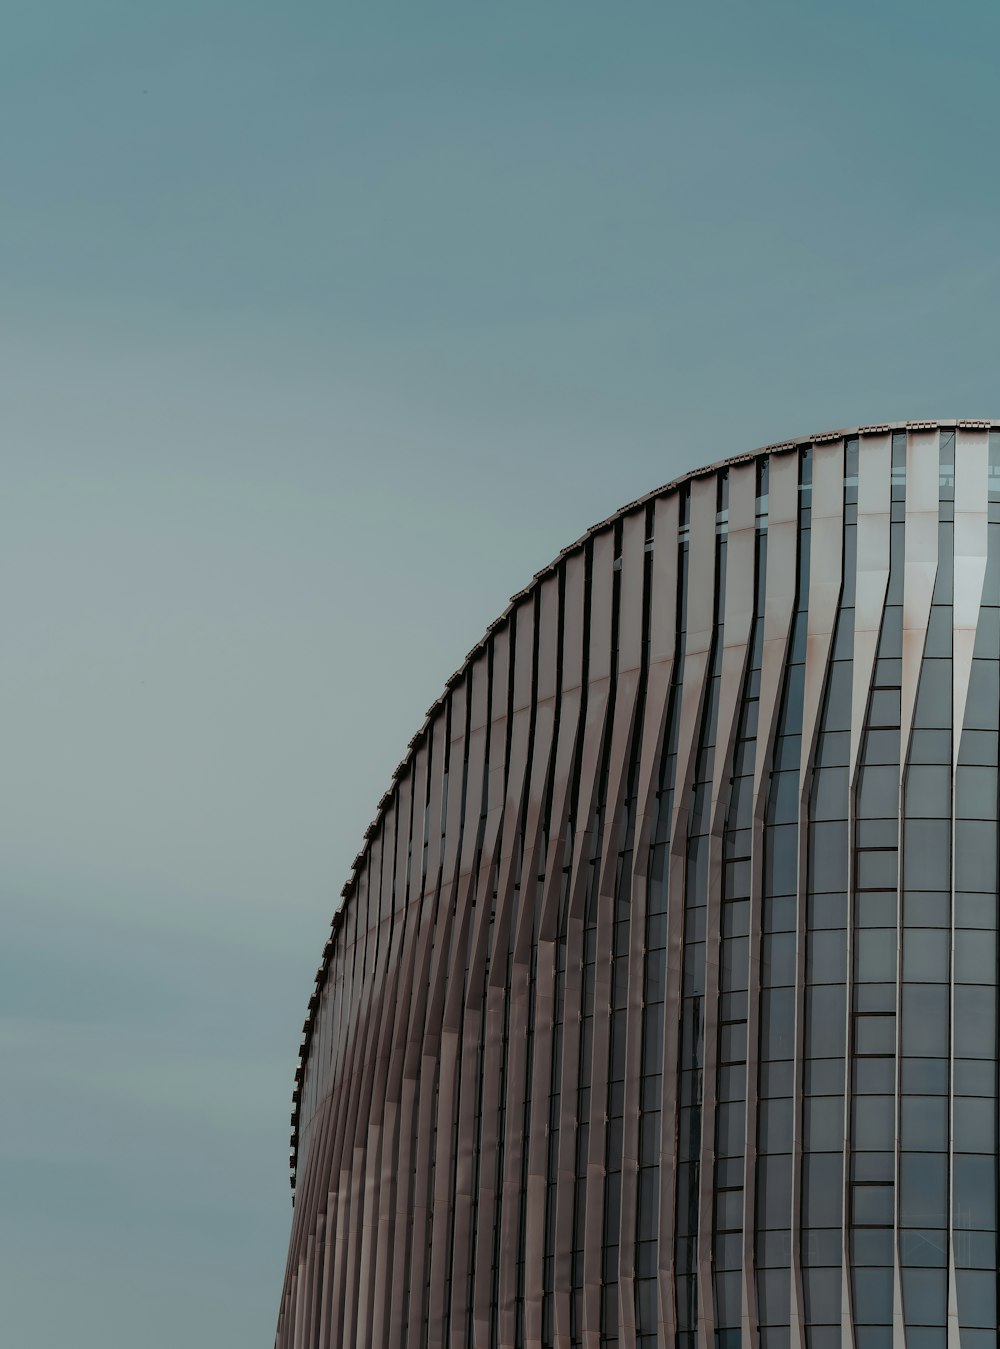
[{"left": 276, "top": 422, "right": 1000, "bottom": 1349}]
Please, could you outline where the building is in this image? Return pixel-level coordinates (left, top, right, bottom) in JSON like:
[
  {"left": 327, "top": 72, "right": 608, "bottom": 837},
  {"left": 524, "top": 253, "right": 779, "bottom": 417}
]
[{"left": 275, "top": 422, "right": 1000, "bottom": 1349}]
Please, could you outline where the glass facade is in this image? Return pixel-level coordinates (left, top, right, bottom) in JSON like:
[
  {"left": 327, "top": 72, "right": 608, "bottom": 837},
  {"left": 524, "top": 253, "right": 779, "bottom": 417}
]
[{"left": 278, "top": 422, "right": 1000, "bottom": 1349}]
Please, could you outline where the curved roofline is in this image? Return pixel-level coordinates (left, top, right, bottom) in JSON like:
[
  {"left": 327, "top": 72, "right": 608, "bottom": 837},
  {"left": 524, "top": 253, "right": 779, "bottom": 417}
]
[{"left": 287, "top": 417, "right": 996, "bottom": 1185}]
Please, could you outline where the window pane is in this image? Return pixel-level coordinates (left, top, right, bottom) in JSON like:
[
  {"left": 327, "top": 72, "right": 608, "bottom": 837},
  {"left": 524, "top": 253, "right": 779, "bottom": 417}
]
[
  {"left": 902, "top": 820, "right": 950, "bottom": 890},
  {"left": 856, "top": 929, "right": 896, "bottom": 983},
  {"left": 900, "top": 1096, "right": 948, "bottom": 1150},
  {"left": 900, "top": 1153, "right": 947, "bottom": 1226},
  {"left": 902, "top": 1268, "right": 947, "bottom": 1326},
  {"left": 803, "top": 1153, "right": 842, "bottom": 1228},
  {"left": 853, "top": 1266, "right": 893, "bottom": 1323},
  {"left": 905, "top": 765, "right": 950, "bottom": 818},
  {"left": 953, "top": 1097, "right": 996, "bottom": 1153},
  {"left": 953, "top": 1155, "right": 997, "bottom": 1231},
  {"left": 903, "top": 929, "right": 950, "bottom": 982},
  {"left": 956, "top": 765, "right": 997, "bottom": 819},
  {"left": 954, "top": 985, "right": 996, "bottom": 1059},
  {"left": 955, "top": 821, "right": 997, "bottom": 891},
  {"left": 956, "top": 1268, "right": 997, "bottom": 1328},
  {"left": 901, "top": 985, "right": 949, "bottom": 1057},
  {"left": 807, "top": 929, "right": 846, "bottom": 983}
]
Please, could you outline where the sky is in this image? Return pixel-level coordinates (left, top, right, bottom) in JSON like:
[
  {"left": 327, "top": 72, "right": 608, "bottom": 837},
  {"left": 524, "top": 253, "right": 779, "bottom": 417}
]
[{"left": 3, "top": 1, "right": 1000, "bottom": 1344}]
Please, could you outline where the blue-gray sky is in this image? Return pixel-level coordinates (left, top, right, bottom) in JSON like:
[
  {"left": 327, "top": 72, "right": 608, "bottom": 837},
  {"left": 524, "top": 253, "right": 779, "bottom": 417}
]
[{"left": 3, "top": 2, "right": 999, "bottom": 1344}]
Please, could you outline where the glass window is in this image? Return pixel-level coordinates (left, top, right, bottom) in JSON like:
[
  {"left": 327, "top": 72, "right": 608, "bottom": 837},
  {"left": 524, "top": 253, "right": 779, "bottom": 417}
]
[
  {"left": 954, "top": 1058, "right": 995, "bottom": 1095},
  {"left": 954, "top": 984, "right": 996, "bottom": 1059},
  {"left": 854, "top": 1058, "right": 894, "bottom": 1094},
  {"left": 716, "top": 1102, "right": 744, "bottom": 1158},
  {"left": 761, "top": 1063, "right": 793, "bottom": 1095},
  {"left": 953, "top": 1155, "right": 997, "bottom": 1231},
  {"left": 757, "top": 1229, "right": 791, "bottom": 1267},
  {"left": 973, "top": 605, "right": 1000, "bottom": 657},
  {"left": 902, "top": 1268, "right": 947, "bottom": 1326},
  {"left": 901, "top": 1057, "right": 948, "bottom": 1094},
  {"left": 901, "top": 985, "right": 949, "bottom": 1058},
  {"left": 761, "top": 988, "right": 795, "bottom": 1060},
  {"left": 802, "top": 1267, "right": 840, "bottom": 1323},
  {"left": 807, "top": 929, "right": 846, "bottom": 983},
  {"left": 803, "top": 1325, "right": 840, "bottom": 1349},
  {"left": 869, "top": 688, "right": 901, "bottom": 727},
  {"left": 903, "top": 929, "right": 950, "bottom": 982},
  {"left": 904, "top": 765, "right": 950, "bottom": 818},
  {"left": 902, "top": 819, "right": 951, "bottom": 891},
  {"left": 812, "top": 768, "right": 848, "bottom": 821},
  {"left": 759, "top": 1098, "right": 793, "bottom": 1153},
  {"left": 904, "top": 891, "right": 949, "bottom": 926},
  {"left": 823, "top": 662, "right": 852, "bottom": 732},
  {"left": 853, "top": 1095, "right": 894, "bottom": 1150},
  {"left": 905, "top": 1330, "right": 950, "bottom": 1349},
  {"left": 757, "top": 1267, "right": 790, "bottom": 1327},
  {"left": 953, "top": 1096, "right": 996, "bottom": 1153},
  {"left": 803, "top": 1098, "right": 843, "bottom": 1151},
  {"left": 955, "top": 821, "right": 998, "bottom": 891},
  {"left": 852, "top": 1151, "right": 893, "bottom": 1183},
  {"left": 856, "top": 818, "right": 898, "bottom": 848},
  {"left": 714, "top": 1270, "right": 742, "bottom": 1327},
  {"left": 853, "top": 1266, "right": 893, "bottom": 1323},
  {"left": 757, "top": 1155, "right": 792, "bottom": 1228},
  {"left": 856, "top": 929, "right": 896, "bottom": 983},
  {"left": 713, "top": 1233, "right": 741, "bottom": 1272},
  {"left": 806, "top": 986, "right": 846, "bottom": 1057},
  {"left": 802, "top": 1226, "right": 841, "bottom": 1265},
  {"left": 909, "top": 729, "right": 951, "bottom": 765},
  {"left": 956, "top": 765, "right": 998, "bottom": 819},
  {"left": 807, "top": 892, "right": 847, "bottom": 930},
  {"left": 851, "top": 1227, "right": 893, "bottom": 1265},
  {"left": 769, "top": 771, "right": 798, "bottom": 825},
  {"left": 856, "top": 892, "right": 897, "bottom": 927},
  {"left": 762, "top": 933, "right": 796, "bottom": 987},
  {"left": 816, "top": 730, "right": 849, "bottom": 767},
  {"left": 914, "top": 659, "right": 952, "bottom": 727},
  {"left": 954, "top": 929, "right": 996, "bottom": 984},
  {"left": 953, "top": 1228, "right": 996, "bottom": 1269},
  {"left": 858, "top": 766, "right": 899, "bottom": 820},
  {"left": 958, "top": 728, "right": 997, "bottom": 765},
  {"left": 809, "top": 822, "right": 848, "bottom": 892},
  {"left": 900, "top": 1153, "right": 948, "bottom": 1226},
  {"left": 802, "top": 1153, "right": 842, "bottom": 1228},
  {"left": 964, "top": 660, "right": 1000, "bottom": 730},
  {"left": 804, "top": 1058, "right": 842, "bottom": 1096},
  {"left": 856, "top": 982, "right": 895, "bottom": 1014},
  {"left": 765, "top": 825, "right": 798, "bottom": 896},
  {"left": 718, "top": 1064, "right": 746, "bottom": 1102},
  {"left": 715, "top": 1187, "right": 742, "bottom": 1231},
  {"left": 863, "top": 728, "right": 900, "bottom": 765},
  {"left": 636, "top": 1276, "right": 657, "bottom": 1327},
  {"left": 723, "top": 899, "right": 750, "bottom": 937},
  {"left": 852, "top": 1183, "right": 893, "bottom": 1226},
  {"left": 759, "top": 1329, "right": 790, "bottom": 1349},
  {"left": 716, "top": 1156, "right": 743, "bottom": 1188},
  {"left": 900, "top": 1227, "right": 947, "bottom": 1267},
  {"left": 855, "top": 1014, "right": 895, "bottom": 1056},
  {"left": 765, "top": 894, "right": 797, "bottom": 934},
  {"left": 900, "top": 1096, "right": 948, "bottom": 1150},
  {"left": 920, "top": 605, "right": 951, "bottom": 658},
  {"left": 955, "top": 891, "right": 998, "bottom": 929},
  {"left": 956, "top": 1268, "right": 997, "bottom": 1328},
  {"left": 856, "top": 850, "right": 898, "bottom": 890}
]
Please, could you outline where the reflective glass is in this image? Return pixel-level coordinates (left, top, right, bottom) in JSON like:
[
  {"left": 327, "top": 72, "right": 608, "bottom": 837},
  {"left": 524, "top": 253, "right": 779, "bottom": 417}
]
[{"left": 802, "top": 1153, "right": 842, "bottom": 1228}]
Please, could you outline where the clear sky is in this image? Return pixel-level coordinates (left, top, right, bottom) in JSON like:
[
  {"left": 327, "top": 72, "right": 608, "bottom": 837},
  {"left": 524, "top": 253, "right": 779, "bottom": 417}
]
[{"left": 3, "top": 2, "right": 999, "bottom": 1344}]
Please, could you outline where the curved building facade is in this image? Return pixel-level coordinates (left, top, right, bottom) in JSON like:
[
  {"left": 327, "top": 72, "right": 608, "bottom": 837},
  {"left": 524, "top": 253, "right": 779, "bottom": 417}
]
[{"left": 276, "top": 422, "right": 1000, "bottom": 1349}]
